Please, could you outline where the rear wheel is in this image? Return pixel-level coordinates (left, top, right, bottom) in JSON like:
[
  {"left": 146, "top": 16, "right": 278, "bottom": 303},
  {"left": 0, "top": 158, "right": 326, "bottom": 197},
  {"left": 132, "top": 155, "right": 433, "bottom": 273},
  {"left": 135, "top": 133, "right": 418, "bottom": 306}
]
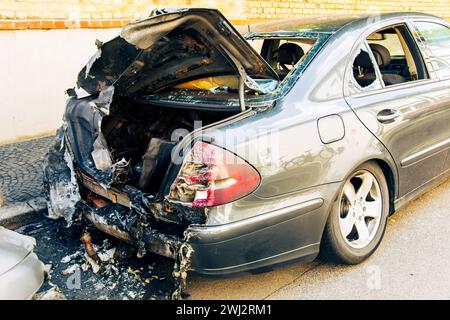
[{"left": 320, "top": 161, "right": 389, "bottom": 264}]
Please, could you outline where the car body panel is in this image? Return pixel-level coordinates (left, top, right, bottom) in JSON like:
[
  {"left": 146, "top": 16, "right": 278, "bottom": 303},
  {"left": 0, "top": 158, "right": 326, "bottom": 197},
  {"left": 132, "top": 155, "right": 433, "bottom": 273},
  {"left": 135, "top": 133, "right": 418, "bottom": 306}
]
[
  {"left": 186, "top": 183, "right": 336, "bottom": 274},
  {"left": 345, "top": 80, "right": 450, "bottom": 196},
  {"left": 343, "top": 16, "right": 450, "bottom": 197},
  {"left": 201, "top": 23, "right": 398, "bottom": 204}
]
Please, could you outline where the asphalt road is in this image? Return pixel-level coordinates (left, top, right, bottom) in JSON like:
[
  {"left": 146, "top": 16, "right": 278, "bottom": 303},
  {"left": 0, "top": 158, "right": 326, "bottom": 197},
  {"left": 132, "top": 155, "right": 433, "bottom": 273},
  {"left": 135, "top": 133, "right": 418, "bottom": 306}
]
[{"left": 187, "top": 177, "right": 450, "bottom": 300}]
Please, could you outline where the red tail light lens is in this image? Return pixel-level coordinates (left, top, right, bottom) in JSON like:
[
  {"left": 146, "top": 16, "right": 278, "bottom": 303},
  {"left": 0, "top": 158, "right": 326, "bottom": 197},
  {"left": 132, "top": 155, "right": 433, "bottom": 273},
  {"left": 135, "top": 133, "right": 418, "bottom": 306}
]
[{"left": 168, "top": 141, "right": 260, "bottom": 207}]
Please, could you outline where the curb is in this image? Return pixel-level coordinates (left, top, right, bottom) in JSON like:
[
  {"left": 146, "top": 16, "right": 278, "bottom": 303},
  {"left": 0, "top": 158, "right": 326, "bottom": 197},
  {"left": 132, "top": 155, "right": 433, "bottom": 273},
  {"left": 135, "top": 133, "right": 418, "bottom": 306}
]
[{"left": 0, "top": 197, "right": 47, "bottom": 230}]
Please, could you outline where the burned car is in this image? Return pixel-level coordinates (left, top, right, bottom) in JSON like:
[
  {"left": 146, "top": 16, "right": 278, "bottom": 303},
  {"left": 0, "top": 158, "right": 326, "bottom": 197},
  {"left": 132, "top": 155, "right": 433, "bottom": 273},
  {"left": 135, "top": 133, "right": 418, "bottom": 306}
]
[{"left": 44, "top": 9, "right": 450, "bottom": 296}]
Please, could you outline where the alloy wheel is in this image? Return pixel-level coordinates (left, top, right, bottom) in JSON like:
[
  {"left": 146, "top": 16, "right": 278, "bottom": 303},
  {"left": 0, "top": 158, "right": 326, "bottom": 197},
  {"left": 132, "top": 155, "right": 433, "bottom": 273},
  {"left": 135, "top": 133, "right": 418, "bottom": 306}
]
[{"left": 338, "top": 170, "right": 382, "bottom": 249}]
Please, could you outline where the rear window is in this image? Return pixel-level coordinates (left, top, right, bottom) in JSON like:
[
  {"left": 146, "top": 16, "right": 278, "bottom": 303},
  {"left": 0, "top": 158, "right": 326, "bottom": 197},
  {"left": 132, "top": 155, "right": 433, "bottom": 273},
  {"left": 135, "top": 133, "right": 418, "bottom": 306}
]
[
  {"left": 171, "top": 35, "right": 321, "bottom": 96},
  {"left": 163, "top": 32, "right": 329, "bottom": 103},
  {"left": 247, "top": 37, "right": 318, "bottom": 80}
]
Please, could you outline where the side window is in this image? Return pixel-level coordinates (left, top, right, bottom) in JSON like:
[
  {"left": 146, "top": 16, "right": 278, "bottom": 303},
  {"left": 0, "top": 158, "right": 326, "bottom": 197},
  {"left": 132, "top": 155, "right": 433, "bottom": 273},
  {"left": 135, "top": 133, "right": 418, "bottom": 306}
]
[
  {"left": 366, "top": 24, "right": 427, "bottom": 86},
  {"left": 348, "top": 43, "right": 383, "bottom": 94},
  {"left": 414, "top": 22, "right": 450, "bottom": 78}
]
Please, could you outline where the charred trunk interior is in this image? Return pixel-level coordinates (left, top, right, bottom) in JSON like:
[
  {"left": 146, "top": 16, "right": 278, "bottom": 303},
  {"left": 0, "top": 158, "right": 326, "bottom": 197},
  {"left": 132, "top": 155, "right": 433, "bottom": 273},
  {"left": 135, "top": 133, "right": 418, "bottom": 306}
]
[{"left": 100, "top": 97, "right": 238, "bottom": 195}]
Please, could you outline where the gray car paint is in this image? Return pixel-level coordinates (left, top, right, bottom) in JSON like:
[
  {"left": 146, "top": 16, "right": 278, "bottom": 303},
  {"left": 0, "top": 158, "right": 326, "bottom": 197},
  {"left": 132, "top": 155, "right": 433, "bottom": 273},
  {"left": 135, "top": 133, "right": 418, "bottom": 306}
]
[
  {"left": 185, "top": 13, "right": 449, "bottom": 274},
  {"left": 343, "top": 16, "right": 450, "bottom": 198}
]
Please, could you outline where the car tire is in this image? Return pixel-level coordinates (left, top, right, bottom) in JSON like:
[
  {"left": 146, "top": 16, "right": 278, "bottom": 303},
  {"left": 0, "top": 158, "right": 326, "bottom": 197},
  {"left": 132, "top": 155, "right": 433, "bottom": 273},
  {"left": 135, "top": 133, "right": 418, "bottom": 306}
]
[{"left": 320, "top": 161, "right": 389, "bottom": 264}]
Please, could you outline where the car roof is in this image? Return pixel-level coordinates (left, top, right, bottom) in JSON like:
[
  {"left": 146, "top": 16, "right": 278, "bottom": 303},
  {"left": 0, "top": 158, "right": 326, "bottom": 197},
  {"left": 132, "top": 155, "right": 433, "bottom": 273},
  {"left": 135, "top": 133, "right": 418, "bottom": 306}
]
[{"left": 241, "top": 12, "right": 441, "bottom": 35}]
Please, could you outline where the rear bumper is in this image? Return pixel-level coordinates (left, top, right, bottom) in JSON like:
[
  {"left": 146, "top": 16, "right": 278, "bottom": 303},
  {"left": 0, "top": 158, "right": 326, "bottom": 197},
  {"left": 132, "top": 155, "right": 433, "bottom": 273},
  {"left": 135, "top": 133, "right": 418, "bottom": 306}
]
[
  {"left": 82, "top": 185, "right": 336, "bottom": 276},
  {"left": 78, "top": 155, "right": 339, "bottom": 275},
  {"left": 82, "top": 203, "right": 183, "bottom": 260},
  {"left": 186, "top": 197, "right": 327, "bottom": 275}
]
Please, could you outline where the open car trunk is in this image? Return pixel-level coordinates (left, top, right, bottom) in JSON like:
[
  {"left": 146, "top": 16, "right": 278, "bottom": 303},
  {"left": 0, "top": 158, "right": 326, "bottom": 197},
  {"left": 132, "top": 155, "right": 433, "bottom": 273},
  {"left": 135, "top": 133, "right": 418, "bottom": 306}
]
[
  {"left": 44, "top": 8, "right": 278, "bottom": 299},
  {"left": 100, "top": 98, "right": 238, "bottom": 195},
  {"left": 45, "top": 86, "right": 248, "bottom": 300},
  {"left": 61, "top": 91, "right": 245, "bottom": 224},
  {"left": 84, "top": 95, "right": 240, "bottom": 200},
  {"left": 55, "top": 7, "right": 278, "bottom": 223}
]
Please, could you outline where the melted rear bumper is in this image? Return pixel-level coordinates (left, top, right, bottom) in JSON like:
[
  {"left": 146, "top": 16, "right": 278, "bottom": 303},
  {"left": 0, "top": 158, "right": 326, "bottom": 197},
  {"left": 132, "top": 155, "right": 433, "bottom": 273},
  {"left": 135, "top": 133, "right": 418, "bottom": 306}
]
[{"left": 82, "top": 201, "right": 183, "bottom": 260}]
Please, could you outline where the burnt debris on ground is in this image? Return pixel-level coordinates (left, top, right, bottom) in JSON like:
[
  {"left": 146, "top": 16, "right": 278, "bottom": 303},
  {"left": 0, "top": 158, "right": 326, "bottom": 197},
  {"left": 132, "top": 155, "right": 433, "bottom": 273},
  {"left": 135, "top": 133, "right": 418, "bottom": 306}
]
[{"left": 17, "top": 219, "right": 178, "bottom": 300}]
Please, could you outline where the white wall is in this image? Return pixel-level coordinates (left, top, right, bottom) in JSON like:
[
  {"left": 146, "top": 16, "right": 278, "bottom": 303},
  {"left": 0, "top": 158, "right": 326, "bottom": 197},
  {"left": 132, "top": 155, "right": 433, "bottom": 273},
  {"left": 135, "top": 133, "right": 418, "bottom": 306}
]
[{"left": 0, "top": 28, "right": 121, "bottom": 144}]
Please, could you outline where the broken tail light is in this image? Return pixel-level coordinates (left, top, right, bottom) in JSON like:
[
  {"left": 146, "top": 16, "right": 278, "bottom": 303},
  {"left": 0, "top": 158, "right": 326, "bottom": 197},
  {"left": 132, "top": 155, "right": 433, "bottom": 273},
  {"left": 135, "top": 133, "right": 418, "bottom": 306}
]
[{"left": 168, "top": 141, "right": 260, "bottom": 207}]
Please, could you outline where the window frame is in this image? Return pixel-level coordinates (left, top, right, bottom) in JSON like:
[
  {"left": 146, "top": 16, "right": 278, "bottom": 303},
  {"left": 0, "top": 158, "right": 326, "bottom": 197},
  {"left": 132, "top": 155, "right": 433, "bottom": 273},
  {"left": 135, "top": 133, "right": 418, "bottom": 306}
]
[
  {"left": 368, "top": 23, "right": 429, "bottom": 83},
  {"left": 347, "top": 41, "right": 384, "bottom": 95},
  {"left": 257, "top": 37, "right": 318, "bottom": 72},
  {"left": 244, "top": 32, "right": 331, "bottom": 99},
  {"left": 345, "top": 18, "right": 437, "bottom": 98},
  {"left": 409, "top": 19, "right": 450, "bottom": 80}
]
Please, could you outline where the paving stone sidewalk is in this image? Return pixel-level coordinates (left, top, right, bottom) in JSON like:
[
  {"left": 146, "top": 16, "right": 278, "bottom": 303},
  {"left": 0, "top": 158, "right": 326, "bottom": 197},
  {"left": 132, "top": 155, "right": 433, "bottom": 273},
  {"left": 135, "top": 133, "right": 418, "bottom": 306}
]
[{"left": 0, "top": 136, "right": 54, "bottom": 206}]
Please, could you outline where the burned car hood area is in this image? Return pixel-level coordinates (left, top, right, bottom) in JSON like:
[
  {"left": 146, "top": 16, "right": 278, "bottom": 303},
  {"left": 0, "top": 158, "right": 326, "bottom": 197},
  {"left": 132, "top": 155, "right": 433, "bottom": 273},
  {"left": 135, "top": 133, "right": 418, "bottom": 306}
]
[{"left": 44, "top": 8, "right": 278, "bottom": 299}]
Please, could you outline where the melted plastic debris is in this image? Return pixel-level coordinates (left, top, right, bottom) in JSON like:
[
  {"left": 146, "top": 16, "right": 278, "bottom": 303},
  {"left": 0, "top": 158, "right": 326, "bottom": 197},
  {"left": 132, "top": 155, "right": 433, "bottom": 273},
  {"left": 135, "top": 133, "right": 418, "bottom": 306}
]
[
  {"left": 54, "top": 238, "right": 155, "bottom": 299},
  {"left": 91, "top": 85, "right": 114, "bottom": 115},
  {"left": 99, "top": 247, "right": 116, "bottom": 262},
  {"left": 91, "top": 133, "right": 113, "bottom": 173},
  {"left": 43, "top": 127, "right": 81, "bottom": 225},
  {"left": 33, "top": 263, "right": 67, "bottom": 300},
  {"left": 33, "top": 286, "right": 67, "bottom": 300},
  {"left": 112, "top": 158, "right": 132, "bottom": 185},
  {"left": 172, "top": 241, "right": 194, "bottom": 300},
  {"left": 61, "top": 264, "right": 79, "bottom": 276},
  {"left": 85, "top": 48, "right": 102, "bottom": 80},
  {"left": 85, "top": 255, "right": 101, "bottom": 273},
  {"left": 24, "top": 219, "right": 177, "bottom": 300},
  {"left": 60, "top": 252, "right": 81, "bottom": 264},
  {"left": 0, "top": 226, "right": 36, "bottom": 251}
]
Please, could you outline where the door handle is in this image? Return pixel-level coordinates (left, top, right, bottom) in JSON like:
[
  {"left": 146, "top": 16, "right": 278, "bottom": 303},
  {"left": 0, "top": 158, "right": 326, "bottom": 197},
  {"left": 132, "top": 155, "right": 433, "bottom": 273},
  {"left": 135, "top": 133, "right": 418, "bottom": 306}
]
[{"left": 377, "top": 109, "right": 401, "bottom": 123}]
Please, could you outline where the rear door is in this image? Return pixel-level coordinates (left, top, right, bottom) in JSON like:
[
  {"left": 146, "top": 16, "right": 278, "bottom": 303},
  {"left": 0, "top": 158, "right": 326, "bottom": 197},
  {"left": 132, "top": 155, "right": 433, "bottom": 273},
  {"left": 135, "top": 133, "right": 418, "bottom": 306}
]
[
  {"left": 344, "top": 21, "right": 450, "bottom": 198},
  {"left": 410, "top": 20, "right": 450, "bottom": 172}
]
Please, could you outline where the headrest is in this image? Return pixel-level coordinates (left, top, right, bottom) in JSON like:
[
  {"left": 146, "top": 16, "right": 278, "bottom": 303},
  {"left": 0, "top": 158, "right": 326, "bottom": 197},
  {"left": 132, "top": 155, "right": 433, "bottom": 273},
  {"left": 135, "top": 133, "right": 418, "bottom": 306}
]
[
  {"left": 369, "top": 43, "right": 391, "bottom": 68},
  {"left": 275, "top": 43, "right": 304, "bottom": 65},
  {"left": 354, "top": 50, "right": 374, "bottom": 68}
]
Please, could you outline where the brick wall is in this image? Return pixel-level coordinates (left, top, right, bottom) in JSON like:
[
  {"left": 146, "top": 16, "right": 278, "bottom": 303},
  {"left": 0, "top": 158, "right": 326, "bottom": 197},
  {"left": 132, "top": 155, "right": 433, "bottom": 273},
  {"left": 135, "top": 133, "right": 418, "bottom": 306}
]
[
  {"left": 246, "top": 0, "right": 450, "bottom": 20},
  {"left": 0, "top": 0, "right": 449, "bottom": 30}
]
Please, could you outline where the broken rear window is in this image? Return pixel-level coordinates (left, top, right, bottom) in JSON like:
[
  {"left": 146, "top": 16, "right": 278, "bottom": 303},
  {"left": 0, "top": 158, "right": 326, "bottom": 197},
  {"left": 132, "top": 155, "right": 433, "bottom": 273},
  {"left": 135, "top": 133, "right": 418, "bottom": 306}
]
[
  {"left": 166, "top": 33, "right": 325, "bottom": 99},
  {"left": 245, "top": 32, "right": 330, "bottom": 97},
  {"left": 248, "top": 37, "right": 317, "bottom": 78}
]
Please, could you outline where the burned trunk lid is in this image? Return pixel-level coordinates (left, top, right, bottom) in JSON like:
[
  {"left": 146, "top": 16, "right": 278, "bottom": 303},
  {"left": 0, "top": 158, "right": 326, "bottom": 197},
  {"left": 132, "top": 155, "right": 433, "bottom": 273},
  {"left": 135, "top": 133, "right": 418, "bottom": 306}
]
[{"left": 76, "top": 8, "right": 278, "bottom": 97}]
